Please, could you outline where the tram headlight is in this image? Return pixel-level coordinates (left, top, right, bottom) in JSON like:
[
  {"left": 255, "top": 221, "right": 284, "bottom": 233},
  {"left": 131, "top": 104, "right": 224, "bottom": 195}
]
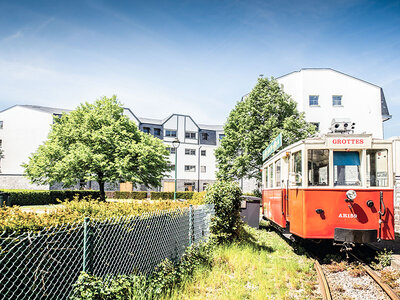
[{"left": 346, "top": 190, "right": 357, "bottom": 201}]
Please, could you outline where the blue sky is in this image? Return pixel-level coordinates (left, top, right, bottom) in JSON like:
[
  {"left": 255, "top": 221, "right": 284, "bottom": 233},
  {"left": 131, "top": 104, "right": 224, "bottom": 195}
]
[{"left": 0, "top": 0, "right": 399, "bottom": 137}]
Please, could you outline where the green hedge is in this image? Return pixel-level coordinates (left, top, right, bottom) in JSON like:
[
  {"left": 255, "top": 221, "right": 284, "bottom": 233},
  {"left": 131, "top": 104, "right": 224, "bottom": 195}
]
[
  {"left": 114, "top": 191, "right": 148, "bottom": 200},
  {"left": 150, "top": 191, "right": 194, "bottom": 200},
  {"left": 0, "top": 190, "right": 101, "bottom": 206}
]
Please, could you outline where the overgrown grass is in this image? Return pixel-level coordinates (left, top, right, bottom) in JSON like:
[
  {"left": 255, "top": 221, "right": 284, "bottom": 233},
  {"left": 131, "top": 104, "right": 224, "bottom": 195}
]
[{"left": 166, "top": 225, "right": 318, "bottom": 299}]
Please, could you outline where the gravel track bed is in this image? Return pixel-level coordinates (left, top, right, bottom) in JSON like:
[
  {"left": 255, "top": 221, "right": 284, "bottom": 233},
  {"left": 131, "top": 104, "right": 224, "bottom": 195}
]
[{"left": 322, "top": 265, "right": 390, "bottom": 300}]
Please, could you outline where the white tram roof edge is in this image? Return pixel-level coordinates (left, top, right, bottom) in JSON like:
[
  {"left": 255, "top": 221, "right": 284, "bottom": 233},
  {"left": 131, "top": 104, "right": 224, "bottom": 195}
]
[{"left": 262, "top": 133, "right": 392, "bottom": 167}]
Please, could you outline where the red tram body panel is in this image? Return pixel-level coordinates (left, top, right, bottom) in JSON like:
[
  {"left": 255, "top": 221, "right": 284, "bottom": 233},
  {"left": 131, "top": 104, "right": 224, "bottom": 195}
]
[
  {"left": 262, "top": 133, "right": 395, "bottom": 244},
  {"left": 263, "top": 188, "right": 394, "bottom": 240}
]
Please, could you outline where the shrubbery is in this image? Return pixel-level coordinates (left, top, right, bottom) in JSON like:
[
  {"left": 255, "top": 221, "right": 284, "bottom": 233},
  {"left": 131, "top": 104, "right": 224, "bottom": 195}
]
[
  {"left": 0, "top": 196, "right": 205, "bottom": 234},
  {"left": 113, "top": 191, "right": 148, "bottom": 200},
  {"left": 0, "top": 190, "right": 101, "bottom": 206},
  {"left": 150, "top": 191, "right": 194, "bottom": 200},
  {"left": 205, "top": 180, "right": 243, "bottom": 242},
  {"left": 71, "top": 242, "right": 214, "bottom": 299}
]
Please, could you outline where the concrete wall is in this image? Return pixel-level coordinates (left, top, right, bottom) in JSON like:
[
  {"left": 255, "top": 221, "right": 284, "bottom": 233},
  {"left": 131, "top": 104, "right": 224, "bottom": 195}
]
[{"left": 277, "top": 69, "right": 384, "bottom": 138}]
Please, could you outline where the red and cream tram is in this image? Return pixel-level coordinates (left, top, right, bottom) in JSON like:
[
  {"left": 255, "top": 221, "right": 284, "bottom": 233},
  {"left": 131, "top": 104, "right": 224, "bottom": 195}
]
[{"left": 262, "top": 133, "right": 395, "bottom": 247}]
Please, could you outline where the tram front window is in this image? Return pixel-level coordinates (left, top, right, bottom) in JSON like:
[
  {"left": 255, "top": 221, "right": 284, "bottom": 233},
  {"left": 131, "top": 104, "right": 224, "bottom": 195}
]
[
  {"left": 333, "top": 151, "right": 361, "bottom": 186},
  {"left": 367, "top": 149, "right": 388, "bottom": 187},
  {"left": 308, "top": 150, "right": 329, "bottom": 186}
]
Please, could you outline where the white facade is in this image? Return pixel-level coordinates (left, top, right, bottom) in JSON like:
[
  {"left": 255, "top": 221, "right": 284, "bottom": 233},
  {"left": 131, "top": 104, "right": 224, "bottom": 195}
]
[
  {"left": 276, "top": 68, "right": 391, "bottom": 138},
  {"left": 0, "top": 105, "right": 70, "bottom": 189},
  {"left": 0, "top": 105, "right": 223, "bottom": 191}
]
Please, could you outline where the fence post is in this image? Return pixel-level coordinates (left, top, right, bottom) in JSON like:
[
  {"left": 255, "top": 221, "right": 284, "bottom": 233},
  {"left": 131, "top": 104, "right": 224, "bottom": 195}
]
[
  {"left": 189, "top": 205, "right": 193, "bottom": 246},
  {"left": 83, "top": 217, "right": 90, "bottom": 273}
]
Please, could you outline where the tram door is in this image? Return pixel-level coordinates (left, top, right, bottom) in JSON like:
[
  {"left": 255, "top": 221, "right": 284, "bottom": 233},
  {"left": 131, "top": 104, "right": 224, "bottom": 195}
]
[{"left": 283, "top": 156, "right": 290, "bottom": 221}]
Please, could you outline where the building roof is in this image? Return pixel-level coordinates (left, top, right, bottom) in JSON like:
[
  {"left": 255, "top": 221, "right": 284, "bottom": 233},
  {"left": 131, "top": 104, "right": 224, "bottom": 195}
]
[
  {"left": 277, "top": 68, "right": 391, "bottom": 121},
  {"left": 0, "top": 104, "right": 71, "bottom": 114},
  {"left": 138, "top": 117, "right": 165, "bottom": 125},
  {"left": 198, "top": 124, "right": 224, "bottom": 131}
]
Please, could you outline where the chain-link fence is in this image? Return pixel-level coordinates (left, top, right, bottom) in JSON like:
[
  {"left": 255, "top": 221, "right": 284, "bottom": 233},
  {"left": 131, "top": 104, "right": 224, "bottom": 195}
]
[{"left": 0, "top": 204, "right": 214, "bottom": 300}]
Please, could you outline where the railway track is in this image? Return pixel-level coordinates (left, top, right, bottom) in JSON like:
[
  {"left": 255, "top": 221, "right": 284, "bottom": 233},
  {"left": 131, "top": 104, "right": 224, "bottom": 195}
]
[{"left": 313, "top": 252, "right": 400, "bottom": 300}]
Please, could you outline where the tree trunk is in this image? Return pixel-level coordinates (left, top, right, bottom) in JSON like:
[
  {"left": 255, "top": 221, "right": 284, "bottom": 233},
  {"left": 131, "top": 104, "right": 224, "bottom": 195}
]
[{"left": 99, "top": 181, "right": 105, "bottom": 201}]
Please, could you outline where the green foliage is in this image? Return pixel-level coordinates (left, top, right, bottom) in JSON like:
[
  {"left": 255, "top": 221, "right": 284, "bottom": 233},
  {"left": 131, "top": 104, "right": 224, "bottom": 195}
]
[
  {"left": 114, "top": 191, "right": 148, "bottom": 200},
  {"left": 0, "top": 197, "right": 204, "bottom": 234},
  {"left": 23, "top": 96, "right": 169, "bottom": 200},
  {"left": 371, "top": 249, "right": 393, "bottom": 270},
  {"left": 0, "top": 189, "right": 100, "bottom": 206},
  {"left": 215, "top": 77, "right": 315, "bottom": 182},
  {"left": 205, "top": 180, "right": 243, "bottom": 242},
  {"left": 71, "top": 272, "right": 148, "bottom": 300},
  {"left": 150, "top": 191, "right": 194, "bottom": 200},
  {"left": 71, "top": 242, "right": 214, "bottom": 299}
]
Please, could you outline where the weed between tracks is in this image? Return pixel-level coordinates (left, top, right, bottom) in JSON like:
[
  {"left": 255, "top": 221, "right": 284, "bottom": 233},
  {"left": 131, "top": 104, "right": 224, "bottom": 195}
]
[{"left": 167, "top": 225, "right": 318, "bottom": 300}]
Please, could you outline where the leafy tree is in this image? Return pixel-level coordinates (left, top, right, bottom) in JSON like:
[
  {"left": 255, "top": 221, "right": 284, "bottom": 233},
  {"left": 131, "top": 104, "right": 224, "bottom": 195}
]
[
  {"left": 215, "top": 77, "right": 315, "bottom": 182},
  {"left": 23, "top": 96, "right": 169, "bottom": 200}
]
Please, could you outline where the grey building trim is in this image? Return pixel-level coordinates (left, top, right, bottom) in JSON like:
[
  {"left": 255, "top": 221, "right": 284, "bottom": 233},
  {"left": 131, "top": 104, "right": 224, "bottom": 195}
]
[
  {"left": 380, "top": 88, "right": 392, "bottom": 121},
  {"left": 123, "top": 107, "right": 141, "bottom": 124}
]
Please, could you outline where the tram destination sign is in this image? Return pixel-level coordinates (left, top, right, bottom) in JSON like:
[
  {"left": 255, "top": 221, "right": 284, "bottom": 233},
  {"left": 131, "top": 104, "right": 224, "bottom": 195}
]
[
  {"left": 263, "top": 133, "right": 282, "bottom": 161},
  {"left": 325, "top": 136, "right": 372, "bottom": 149}
]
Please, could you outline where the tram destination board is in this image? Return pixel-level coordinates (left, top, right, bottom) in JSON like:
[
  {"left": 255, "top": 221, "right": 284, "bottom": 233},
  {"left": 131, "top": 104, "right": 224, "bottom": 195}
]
[{"left": 262, "top": 133, "right": 282, "bottom": 161}]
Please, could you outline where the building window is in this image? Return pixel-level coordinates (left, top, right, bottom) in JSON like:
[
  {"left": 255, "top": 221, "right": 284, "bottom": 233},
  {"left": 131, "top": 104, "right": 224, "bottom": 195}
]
[
  {"left": 143, "top": 127, "right": 151, "bottom": 134},
  {"left": 201, "top": 150, "right": 206, "bottom": 156},
  {"left": 185, "top": 148, "right": 196, "bottom": 155},
  {"left": 154, "top": 128, "right": 161, "bottom": 136},
  {"left": 185, "top": 165, "right": 196, "bottom": 172},
  {"left": 203, "top": 183, "right": 209, "bottom": 190},
  {"left": 184, "top": 182, "right": 195, "bottom": 191},
  {"left": 201, "top": 166, "right": 206, "bottom": 173},
  {"left": 219, "top": 134, "right": 225, "bottom": 141},
  {"left": 169, "top": 164, "right": 175, "bottom": 172},
  {"left": 185, "top": 132, "right": 196, "bottom": 139},
  {"left": 166, "top": 147, "right": 176, "bottom": 154},
  {"left": 0, "top": 121, "right": 3, "bottom": 129},
  {"left": 201, "top": 133, "right": 209, "bottom": 140},
  {"left": 0, "top": 140, "right": 2, "bottom": 147},
  {"left": 311, "top": 122, "right": 320, "bottom": 131},
  {"left": 165, "top": 130, "right": 177, "bottom": 137},
  {"left": 332, "top": 95, "right": 342, "bottom": 106},
  {"left": 309, "top": 95, "right": 319, "bottom": 106}
]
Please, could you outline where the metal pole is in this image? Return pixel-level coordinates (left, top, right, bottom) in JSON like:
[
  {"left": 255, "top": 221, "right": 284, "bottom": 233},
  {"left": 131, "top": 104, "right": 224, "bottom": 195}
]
[
  {"left": 174, "top": 150, "right": 177, "bottom": 200},
  {"left": 189, "top": 204, "right": 193, "bottom": 246},
  {"left": 198, "top": 146, "right": 202, "bottom": 192},
  {"left": 83, "top": 217, "right": 90, "bottom": 272}
]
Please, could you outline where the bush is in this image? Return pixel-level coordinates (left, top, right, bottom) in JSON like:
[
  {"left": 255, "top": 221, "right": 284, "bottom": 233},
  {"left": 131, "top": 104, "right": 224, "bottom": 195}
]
[
  {"left": 0, "top": 196, "right": 205, "bottom": 234},
  {"left": 71, "top": 241, "right": 214, "bottom": 299},
  {"left": 0, "top": 189, "right": 101, "bottom": 206},
  {"left": 150, "top": 191, "right": 194, "bottom": 200},
  {"left": 205, "top": 180, "right": 243, "bottom": 243},
  {"left": 113, "top": 191, "right": 148, "bottom": 200}
]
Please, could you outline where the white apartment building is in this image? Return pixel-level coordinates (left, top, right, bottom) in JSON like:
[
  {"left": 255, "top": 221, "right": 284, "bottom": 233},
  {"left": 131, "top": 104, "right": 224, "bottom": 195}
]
[
  {"left": 276, "top": 68, "right": 391, "bottom": 138},
  {"left": 0, "top": 105, "right": 223, "bottom": 191}
]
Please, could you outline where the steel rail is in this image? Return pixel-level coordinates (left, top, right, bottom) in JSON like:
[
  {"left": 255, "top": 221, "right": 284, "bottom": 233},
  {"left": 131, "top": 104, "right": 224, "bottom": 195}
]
[
  {"left": 314, "top": 259, "right": 332, "bottom": 300},
  {"left": 349, "top": 253, "right": 400, "bottom": 300}
]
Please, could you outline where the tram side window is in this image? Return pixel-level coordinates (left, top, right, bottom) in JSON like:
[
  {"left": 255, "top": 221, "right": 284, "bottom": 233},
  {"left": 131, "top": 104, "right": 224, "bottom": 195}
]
[
  {"left": 333, "top": 151, "right": 361, "bottom": 186},
  {"left": 268, "top": 164, "right": 273, "bottom": 188},
  {"left": 308, "top": 150, "right": 329, "bottom": 186},
  {"left": 265, "top": 166, "right": 269, "bottom": 188},
  {"left": 275, "top": 160, "right": 281, "bottom": 187},
  {"left": 292, "top": 151, "right": 302, "bottom": 186},
  {"left": 367, "top": 149, "right": 388, "bottom": 187}
]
